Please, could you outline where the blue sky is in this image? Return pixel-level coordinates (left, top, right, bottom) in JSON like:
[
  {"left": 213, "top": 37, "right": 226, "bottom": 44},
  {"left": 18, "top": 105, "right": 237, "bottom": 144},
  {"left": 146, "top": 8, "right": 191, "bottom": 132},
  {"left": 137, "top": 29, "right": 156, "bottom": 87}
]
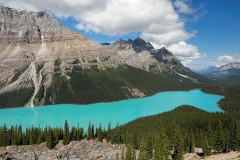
[{"left": 0, "top": 0, "right": 239, "bottom": 70}]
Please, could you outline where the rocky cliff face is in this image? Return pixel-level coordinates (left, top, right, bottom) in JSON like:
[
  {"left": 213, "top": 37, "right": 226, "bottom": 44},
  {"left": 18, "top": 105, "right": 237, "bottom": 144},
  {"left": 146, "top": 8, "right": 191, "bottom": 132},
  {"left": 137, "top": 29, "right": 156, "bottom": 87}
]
[
  {"left": 0, "top": 6, "right": 85, "bottom": 44},
  {"left": 0, "top": 6, "right": 204, "bottom": 108}
]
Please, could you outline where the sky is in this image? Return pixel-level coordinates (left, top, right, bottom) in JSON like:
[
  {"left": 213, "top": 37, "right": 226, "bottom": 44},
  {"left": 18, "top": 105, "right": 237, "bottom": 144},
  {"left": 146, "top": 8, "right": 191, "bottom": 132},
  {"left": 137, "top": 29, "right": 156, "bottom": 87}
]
[{"left": 0, "top": 0, "right": 239, "bottom": 71}]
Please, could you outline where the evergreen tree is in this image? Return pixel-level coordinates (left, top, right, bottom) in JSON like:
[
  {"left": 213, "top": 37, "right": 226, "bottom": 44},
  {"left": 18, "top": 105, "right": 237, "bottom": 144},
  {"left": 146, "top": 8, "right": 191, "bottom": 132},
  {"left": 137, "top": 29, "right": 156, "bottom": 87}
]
[
  {"left": 17, "top": 124, "right": 23, "bottom": 145},
  {"left": 63, "top": 120, "right": 70, "bottom": 145},
  {"left": 37, "top": 131, "right": 44, "bottom": 144},
  {"left": 215, "top": 119, "right": 223, "bottom": 152},
  {"left": 46, "top": 127, "right": 54, "bottom": 149},
  {"left": 206, "top": 120, "right": 213, "bottom": 148},
  {"left": 54, "top": 127, "right": 61, "bottom": 142},
  {"left": 111, "top": 123, "right": 122, "bottom": 144},
  {"left": 106, "top": 122, "right": 112, "bottom": 142},
  {"left": 202, "top": 133, "right": 211, "bottom": 155},
  {"left": 87, "top": 122, "right": 94, "bottom": 140},
  {"left": 2, "top": 124, "right": 8, "bottom": 146},
  {"left": 10, "top": 126, "right": 16, "bottom": 145},
  {"left": 76, "top": 124, "right": 83, "bottom": 141},
  {"left": 171, "top": 119, "right": 184, "bottom": 160},
  {"left": 125, "top": 144, "right": 132, "bottom": 160},
  {"left": 138, "top": 137, "right": 149, "bottom": 160},
  {"left": 146, "top": 134, "right": 153, "bottom": 158},
  {"left": 97, "top": 123, "right": 103, "bottom": 142},
  {"left": 233, "top": 120, "right": 240, "bottom": 150},
  {"left": 153, "top": 125, "right": 169, "bottom": 160},
  {"left": 190, "top": 132, "right": 196, "bottom": 153},
  {"left": 70, "top": 127, "right": 77, "bottom": 141}
]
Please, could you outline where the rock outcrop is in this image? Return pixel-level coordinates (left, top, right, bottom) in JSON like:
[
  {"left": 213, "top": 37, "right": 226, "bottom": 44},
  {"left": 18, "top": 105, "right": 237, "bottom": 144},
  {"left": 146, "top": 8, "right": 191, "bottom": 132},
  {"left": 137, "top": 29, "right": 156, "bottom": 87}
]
[
  {"left": 0, "top": 140, "right": 125, "bottom": 160},
  {"left": 0, "top": 6, "right": 85, "bottom": 44}
]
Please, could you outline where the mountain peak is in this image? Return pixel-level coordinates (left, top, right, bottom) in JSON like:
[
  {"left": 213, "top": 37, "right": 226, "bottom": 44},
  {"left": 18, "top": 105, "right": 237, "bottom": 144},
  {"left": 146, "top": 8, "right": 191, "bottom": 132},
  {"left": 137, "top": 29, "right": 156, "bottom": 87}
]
[
  {"left": 0, "top": 6, "right": 85, "bottom": 44},
  {"left": 131, "top": 38, "right": 154, "bottom": 53}
]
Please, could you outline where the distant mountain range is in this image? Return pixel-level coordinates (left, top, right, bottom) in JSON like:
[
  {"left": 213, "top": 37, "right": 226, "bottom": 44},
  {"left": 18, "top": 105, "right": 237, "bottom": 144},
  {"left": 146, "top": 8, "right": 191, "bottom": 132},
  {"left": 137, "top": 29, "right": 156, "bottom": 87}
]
[
  {"left": 0, "top": 6, "right": 209, "bottom": 108},
  {"left": 197, "top": 62, "right": 240, "bottom": 83}
]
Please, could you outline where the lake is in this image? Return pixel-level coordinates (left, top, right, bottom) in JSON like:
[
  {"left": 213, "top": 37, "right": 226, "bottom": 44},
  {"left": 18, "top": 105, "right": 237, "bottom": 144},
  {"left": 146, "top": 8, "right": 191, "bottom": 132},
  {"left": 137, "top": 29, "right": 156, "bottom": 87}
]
[{"left": 0, "top": 89, "right": 223, "bottom": 131}]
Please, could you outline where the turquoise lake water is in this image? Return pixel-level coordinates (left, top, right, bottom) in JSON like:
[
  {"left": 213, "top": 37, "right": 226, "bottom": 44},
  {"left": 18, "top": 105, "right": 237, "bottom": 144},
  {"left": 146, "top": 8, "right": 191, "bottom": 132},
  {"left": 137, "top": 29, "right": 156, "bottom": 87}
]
[{"left": 0, "top": 89, "right": 223, "bottom": 131}]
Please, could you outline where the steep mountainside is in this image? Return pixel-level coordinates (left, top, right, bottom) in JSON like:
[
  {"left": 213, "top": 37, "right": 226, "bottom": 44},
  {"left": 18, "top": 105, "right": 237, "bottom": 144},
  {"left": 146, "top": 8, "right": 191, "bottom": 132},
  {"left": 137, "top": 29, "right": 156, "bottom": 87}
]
[{"left": 0, "top": 6, "right": 208, "bottom": 108}]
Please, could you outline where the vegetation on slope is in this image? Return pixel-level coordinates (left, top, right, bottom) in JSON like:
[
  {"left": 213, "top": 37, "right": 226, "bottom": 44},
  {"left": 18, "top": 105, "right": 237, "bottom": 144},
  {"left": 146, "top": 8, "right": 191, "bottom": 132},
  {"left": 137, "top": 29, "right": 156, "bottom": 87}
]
[
  {"left": 35, "top": 65, "right": 196, "bottom": 106},
  {"left": 117, "top": 105, "right": 240, "bottom": 159},
  {"left": 0, "top": 87, "right": 34, "bottom": 108}
]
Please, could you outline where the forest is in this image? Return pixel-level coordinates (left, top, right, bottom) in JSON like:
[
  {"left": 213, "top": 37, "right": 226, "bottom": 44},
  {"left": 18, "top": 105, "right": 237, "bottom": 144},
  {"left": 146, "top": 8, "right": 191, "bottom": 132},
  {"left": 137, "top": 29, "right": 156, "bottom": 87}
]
[
  {"left": 0, "top": 65, "right": 240, "bottom": 113},
  {"left": 1, "top": 105, "right": 240, "bottom": 160}
]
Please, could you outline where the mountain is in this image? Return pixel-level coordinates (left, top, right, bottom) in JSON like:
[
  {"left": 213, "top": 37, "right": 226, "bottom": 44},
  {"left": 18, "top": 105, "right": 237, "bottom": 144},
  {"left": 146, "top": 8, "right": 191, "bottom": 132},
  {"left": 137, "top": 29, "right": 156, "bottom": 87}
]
[
  {"left": 110, "top": 38, "right": 207, "bottom": 82},
  {"left": 0, "top": 6, "right": 208, "bottom": 108},
  {"left": 201, "top": 62, "right": 240, "bottom": 83},
  {"left": 196, "top": 66, "right": 220, "bottom": 74}
]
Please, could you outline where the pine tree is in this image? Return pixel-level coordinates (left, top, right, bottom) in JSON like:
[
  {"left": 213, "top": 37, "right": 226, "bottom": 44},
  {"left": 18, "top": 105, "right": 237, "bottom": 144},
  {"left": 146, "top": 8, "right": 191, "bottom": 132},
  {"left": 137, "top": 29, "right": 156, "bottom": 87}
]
[
  {"left": 37, "top": 131, "right": 44, "bottom": 144},
  {"left": 17, "top": 124, "right": 23, "bottom": 145},
  {"left": 76, "top": 124, "right": 83, "bottom": 141},
  {"left": 70, "top": 127, "right": 77, "bottom": 141},
  {"left": 111, "top": 123, "right": 122, "bottom": 144},
  {"left": 190, "top": 131, "right": 196, "bottom": 153},
  {"left": 46, "top": 127, "right": 54, "bottom": 149},
  {"left": 233, "top": 120, "right": 240, "bottom": 150},
  {"left": 10, "top": 126, "right": 16, "bottom": 145},
  {"left": 97, "top": 123, "right": 103, "bottom": 142},
  {"left": 125, "top": 144, "right": 132, "bottom": 160},
  {"left": 215, "top": 119, "right": 223, "bottom": 152},
  {"left": 206, "top": 120, "right": 213, "bottom": 149},
  {"left": 106, "top": 122, "right": 112, "bottom": 142},
  {"left": 87, "top": 122, "right": 94, "bottom": 140},
  {"left": 138, "top": 137, "right": 149, "bottom": 160},
  {"left": 171, "top": 119, "right": 184, "bottom": 160},
  {"left": 146, "top": 134, "right": 153, "bottom": 159},
  {"left": 2, "top": 124, "right": 8, "bottom": 146},
  {"left": 202, "top": 133, "right": 211, "bottom": 155},
  {"left": 153, "top": 125, "right": 169, "bottom": 160},
  {"left": 63, "top": 120, "right": 70, "bottom": 145},
  {"left": 54, "top": 127, "right": 61, "bottom": 141}
]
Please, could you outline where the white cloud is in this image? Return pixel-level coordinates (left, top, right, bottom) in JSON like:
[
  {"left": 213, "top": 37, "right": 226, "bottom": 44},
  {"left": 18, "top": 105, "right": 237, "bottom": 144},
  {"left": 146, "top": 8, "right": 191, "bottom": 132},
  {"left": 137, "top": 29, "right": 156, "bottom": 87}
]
[
  {"left": 217, "top": 55, "right": 234, "bottom": 62},
  {"left": 0, "top": 0, "right": 109, "bottom": 18},
  {"left": 188, "top": 54, "right": 240, "bottom": 71},
  {"left": 167, "top": 41, "right": 206, "bottom": 66},
  {"left": 0, "top": 0, "right": 205, "bottom": 67},
  {"left": 210, "top": 54, "right": 240, "bottom": 67},
  {"left": 0, "top": 0, "right": 196, "bottom": 47},
  {"left": 173, "top": 0, "right": 194, "bottom": 14}
]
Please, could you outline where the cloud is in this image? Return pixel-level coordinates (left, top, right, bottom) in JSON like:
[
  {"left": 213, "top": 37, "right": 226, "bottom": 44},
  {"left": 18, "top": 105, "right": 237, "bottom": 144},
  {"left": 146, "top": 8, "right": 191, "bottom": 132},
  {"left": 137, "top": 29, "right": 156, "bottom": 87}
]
[
  {"left": 0, "top": 0, "right": 196, "bottom": 47},
  {"left": 217, "top": 55, "right": 234, "bottom": 62},
  {"left": 211, "top": 54, "right": 240, "bottom": 67},
  {"left": 173, "top": 0, "right": 194, "bottom": 14},
  {"left": 188, "top": 54, "right": 240, "bottom": 71},
  {"left": 0, "top": 0, "right": 205, "bottom": 67},
  {"left": 0, "top": 0, "right": 109, "bottom": 17},
  {"left": 167, "top": 41, "right": 206, "bottom": 65}
]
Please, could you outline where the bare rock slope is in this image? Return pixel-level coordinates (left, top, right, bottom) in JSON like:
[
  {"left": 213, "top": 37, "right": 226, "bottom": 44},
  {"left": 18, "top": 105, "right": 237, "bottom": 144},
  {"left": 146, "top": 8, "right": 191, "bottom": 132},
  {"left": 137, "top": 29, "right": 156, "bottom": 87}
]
[{"left": 0, "top": 140, "right": 125, "bottom": 160}]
